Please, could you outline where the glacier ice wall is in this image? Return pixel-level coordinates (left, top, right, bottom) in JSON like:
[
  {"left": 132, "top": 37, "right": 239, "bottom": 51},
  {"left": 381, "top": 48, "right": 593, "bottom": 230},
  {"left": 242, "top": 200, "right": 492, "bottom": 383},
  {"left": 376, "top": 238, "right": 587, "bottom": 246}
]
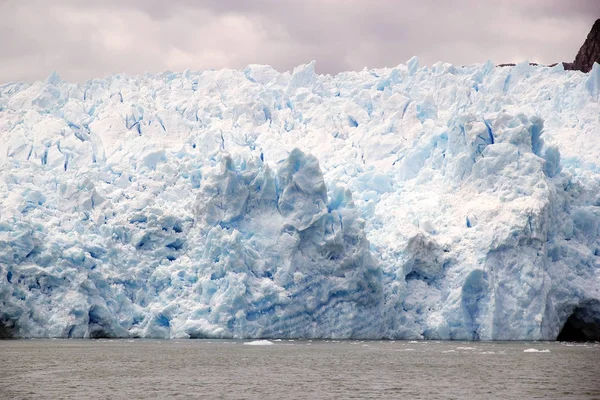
[{"left": 1, "top": 60, "right": 600, "bottom": 339}]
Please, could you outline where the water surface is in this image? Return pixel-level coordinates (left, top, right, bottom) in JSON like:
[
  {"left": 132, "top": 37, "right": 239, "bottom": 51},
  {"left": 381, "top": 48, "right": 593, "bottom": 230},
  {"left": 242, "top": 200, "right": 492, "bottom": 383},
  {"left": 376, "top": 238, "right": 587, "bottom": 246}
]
[{"left": 1, "top": 340, "right": 598, "bottom": 399}]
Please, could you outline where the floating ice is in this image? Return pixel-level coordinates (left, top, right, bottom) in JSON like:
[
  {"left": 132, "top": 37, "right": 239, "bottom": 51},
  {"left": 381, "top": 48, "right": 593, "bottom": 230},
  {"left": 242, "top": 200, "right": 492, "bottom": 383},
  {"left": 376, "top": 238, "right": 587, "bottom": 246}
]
[
  {"left": 243, "top": 340, "right": 274, "bottom": 346},
  {"left": 1, "top": 60, "right": 600, "bottom": 340},
  {"left": 523, "top": 349, "right": 551, "bottom": 353}
]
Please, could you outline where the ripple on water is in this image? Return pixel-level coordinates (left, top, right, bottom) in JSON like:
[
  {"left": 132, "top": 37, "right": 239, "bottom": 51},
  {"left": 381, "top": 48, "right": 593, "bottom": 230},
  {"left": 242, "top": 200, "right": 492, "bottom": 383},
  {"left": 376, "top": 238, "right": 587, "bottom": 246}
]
[{"left": 0, "top": 340, "right": 598, "bottom": 399}]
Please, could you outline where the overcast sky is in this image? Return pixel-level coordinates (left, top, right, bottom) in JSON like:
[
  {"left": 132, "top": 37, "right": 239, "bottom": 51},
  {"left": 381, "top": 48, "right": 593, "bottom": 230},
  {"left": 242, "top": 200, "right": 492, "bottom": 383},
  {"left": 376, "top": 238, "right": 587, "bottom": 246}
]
[{"left": 0, "top": 0, "right": 598, "bottom": 83}]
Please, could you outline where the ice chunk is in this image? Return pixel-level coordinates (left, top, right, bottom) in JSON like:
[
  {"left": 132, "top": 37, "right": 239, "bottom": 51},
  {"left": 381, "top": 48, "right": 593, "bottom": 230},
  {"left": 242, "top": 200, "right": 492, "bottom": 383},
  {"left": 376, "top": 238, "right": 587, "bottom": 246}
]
[
  {"left": 243, "top": 340, "right": 274, "bottom": 346},
  {"left": 586, "top": 62, "right": 600, "bottom": 100},
  {"left": 407, "top": 56, "right": 419, "bottom": 76}
]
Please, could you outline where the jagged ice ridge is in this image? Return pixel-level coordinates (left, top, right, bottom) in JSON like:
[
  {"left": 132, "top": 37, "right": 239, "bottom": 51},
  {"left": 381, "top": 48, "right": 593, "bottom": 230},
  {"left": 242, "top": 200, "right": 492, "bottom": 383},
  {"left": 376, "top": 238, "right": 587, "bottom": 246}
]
[{"left": 1, "top": 58, "right": 600, "bottom": 340}]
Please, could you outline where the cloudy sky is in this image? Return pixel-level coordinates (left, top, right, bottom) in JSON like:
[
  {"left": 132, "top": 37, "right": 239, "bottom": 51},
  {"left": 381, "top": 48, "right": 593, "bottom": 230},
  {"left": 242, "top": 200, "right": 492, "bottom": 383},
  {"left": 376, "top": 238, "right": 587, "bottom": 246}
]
[{"left": 1, "top": 0, "right": 598, "bottom": 83}]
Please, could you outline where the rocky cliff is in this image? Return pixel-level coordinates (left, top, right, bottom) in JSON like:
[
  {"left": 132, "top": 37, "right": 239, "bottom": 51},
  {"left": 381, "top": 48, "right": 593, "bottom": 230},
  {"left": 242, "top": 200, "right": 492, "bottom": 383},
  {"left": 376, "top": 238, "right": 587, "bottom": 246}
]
[{"left": 565, "top": 19, "right": 600, "bottom": 72}]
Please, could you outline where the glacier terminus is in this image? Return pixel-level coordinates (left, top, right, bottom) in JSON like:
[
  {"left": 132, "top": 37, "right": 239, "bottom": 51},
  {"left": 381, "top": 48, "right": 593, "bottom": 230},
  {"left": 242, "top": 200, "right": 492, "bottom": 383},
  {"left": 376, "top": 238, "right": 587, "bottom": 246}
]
[{"left": 1, "top": 59, "right": 600, "bottom": 340}]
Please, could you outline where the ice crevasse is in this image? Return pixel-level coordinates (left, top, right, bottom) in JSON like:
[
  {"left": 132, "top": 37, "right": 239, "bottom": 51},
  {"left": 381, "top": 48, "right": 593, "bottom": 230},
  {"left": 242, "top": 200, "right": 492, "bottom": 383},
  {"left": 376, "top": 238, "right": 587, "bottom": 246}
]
[{"left": 1, "top": 58, "right": 600, "bottom": 340}]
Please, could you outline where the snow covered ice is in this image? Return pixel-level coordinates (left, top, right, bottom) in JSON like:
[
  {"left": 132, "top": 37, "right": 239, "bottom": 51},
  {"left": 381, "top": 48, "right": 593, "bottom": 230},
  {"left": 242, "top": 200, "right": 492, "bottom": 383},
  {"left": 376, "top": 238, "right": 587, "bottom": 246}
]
[{"left": 1, "top": 59, "right": 600, "bottom": 340}]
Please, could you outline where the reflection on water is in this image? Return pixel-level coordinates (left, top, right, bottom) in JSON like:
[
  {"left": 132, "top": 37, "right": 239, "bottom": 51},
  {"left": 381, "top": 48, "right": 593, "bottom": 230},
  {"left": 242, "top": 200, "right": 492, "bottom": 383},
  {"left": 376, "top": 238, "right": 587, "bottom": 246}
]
[{"left": 0, "top": 340, "right": 599, "bottom": 399}]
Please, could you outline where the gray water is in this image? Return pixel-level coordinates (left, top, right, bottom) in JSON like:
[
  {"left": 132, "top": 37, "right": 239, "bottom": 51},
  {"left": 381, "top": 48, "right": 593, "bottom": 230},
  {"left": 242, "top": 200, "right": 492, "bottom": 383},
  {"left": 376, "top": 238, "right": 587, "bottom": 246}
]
[{"left": 0, "top": 340, "right": 598, "bottom": 399}]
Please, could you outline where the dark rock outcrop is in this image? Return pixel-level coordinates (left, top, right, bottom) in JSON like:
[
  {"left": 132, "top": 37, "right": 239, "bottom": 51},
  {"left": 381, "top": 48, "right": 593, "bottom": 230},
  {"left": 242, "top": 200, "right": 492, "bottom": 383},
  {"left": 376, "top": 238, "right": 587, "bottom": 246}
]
[
  {"left": 497, "top": 63, "right": 540, "bottom": 68},
  {"left": 565, "top": 19, "right": 600, "bottom": 73}
]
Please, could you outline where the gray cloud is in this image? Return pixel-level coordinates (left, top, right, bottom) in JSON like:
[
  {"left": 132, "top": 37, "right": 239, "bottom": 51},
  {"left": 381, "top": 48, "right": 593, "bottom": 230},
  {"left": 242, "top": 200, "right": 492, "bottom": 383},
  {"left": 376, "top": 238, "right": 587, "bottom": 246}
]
[{"left": 0, "top": 0, "right": 598, "bottom": 83}]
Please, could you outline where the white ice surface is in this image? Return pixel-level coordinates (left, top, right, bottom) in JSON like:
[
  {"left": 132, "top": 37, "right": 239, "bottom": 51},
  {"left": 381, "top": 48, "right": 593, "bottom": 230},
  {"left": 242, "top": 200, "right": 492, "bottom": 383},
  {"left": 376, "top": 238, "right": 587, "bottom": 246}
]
[
  {"left": 1, "top": 60, "right": 600, "bottom": 339},
  {"left": 243, "top": 340, "right": 273, "bottom": 346}
]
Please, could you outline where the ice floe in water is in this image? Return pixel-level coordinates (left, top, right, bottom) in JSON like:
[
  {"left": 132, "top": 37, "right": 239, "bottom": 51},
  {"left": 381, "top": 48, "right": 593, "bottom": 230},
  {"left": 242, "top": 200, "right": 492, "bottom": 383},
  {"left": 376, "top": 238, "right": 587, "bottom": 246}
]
[{"left": 243, "top": 340, "right": 274, "bottom": 346}]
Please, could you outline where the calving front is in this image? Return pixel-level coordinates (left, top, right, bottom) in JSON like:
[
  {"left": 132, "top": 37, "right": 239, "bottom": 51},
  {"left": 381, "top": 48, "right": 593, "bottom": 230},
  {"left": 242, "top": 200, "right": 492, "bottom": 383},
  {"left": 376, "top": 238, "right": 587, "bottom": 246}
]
[{"left": 1, "top": 59, "right": 599, "bottom": 340}]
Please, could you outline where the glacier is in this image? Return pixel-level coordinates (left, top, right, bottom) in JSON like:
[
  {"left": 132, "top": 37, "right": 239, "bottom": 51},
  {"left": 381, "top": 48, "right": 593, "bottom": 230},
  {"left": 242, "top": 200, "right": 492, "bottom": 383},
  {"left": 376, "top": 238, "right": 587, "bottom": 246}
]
[{"left": 1, "top": 59, "right": 600, "bottom": 340}]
